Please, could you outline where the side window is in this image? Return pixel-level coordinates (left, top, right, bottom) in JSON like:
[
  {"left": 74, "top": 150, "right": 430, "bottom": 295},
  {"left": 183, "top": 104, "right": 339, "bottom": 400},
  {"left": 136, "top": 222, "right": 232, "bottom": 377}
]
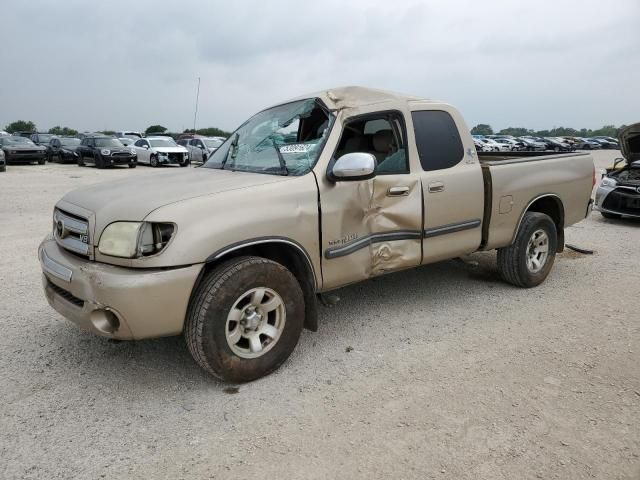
[
  {"left": 134, "top": 139, "right": 145, "bottom": 147},
  {"left": 335, "top": 112, "right": 409, "bottom": 175},
  {"left": 412, "top": 110, "right": 463, "bottom": 171}
]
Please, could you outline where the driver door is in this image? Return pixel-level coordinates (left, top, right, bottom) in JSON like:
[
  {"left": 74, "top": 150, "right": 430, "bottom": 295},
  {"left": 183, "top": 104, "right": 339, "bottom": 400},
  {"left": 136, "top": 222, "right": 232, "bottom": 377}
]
[{"left": 319, "top": 111, "right": 423, "bottom": 290}]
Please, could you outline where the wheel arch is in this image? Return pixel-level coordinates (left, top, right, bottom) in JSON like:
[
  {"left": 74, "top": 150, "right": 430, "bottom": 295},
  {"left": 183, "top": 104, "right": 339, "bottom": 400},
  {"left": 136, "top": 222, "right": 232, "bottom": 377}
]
[
  {"left": 513, "top": 194, "right": 565, "bottom": 252},
  {"left": 194, "top": 237, "right": 319, "bottom": 332}
]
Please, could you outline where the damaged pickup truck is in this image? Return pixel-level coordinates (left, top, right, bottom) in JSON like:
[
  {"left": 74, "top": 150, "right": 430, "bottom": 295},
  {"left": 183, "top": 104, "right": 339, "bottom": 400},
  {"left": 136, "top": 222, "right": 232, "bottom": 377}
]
[
  {"left": 595, "top": 123, "right": 640, "bottom": 219},
  {"left": 39, "top": 87, "right": 595, "bottom": 382}
]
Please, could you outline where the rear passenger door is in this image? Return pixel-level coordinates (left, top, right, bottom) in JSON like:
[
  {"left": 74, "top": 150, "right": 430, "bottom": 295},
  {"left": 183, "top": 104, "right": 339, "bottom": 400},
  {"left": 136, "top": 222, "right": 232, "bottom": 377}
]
[{"left": 410, "top": 108, "right": 485, "bottom": 264}]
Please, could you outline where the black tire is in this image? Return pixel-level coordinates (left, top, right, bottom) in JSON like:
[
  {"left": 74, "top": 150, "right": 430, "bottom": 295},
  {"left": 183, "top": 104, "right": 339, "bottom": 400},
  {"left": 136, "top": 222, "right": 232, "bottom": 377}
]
[
  {"left": 150, "top": 155, "right": 158, "bottom": 167},
  {"left": 38, "top": 157, "right": 45, "bottom": 165},
  {"left": 179, "top": 160, "right": 189, "bottom": 167},
  {"left": 185, "top": 256, "right": 305, "bottom": 383},
  {"left": 0, "top": 166, "right": 5, "bottom": 172},
  {"left": 95, "top": 154, "right": 105, "bottom": 169},
  {"left": 128, "top": 163, "right": 137, "bottom": 168},
  {"left": 77, "top": 155, "right": 85, "bottom": 167},
  {"left": 497, "top": 212, "right": 557, "bottom": 288},
  {"left": 600, "top": 211, "right": 621, "bottom": 220}
]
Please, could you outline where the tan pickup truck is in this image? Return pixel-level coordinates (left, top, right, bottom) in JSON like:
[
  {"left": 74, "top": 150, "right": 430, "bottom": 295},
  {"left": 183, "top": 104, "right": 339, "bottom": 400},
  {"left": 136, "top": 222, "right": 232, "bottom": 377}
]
[{"left": 39, "top": 87, "right": 595, "bottom": 382}]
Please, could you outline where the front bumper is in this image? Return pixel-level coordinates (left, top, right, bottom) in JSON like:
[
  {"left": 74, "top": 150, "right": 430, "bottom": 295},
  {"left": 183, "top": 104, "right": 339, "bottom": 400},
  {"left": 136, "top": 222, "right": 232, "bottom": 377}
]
[
  {"left": 594, "top": 185, "right": 640, "bottom": 218},
  {"left": 39, "top": 236, "right": 202, "bottom": 340},
  {"left": 104, "top": 154, "right": 136, "bottom": 165},
  {"left": 7, "top": 151, "right": 46, "bottom": 162}
]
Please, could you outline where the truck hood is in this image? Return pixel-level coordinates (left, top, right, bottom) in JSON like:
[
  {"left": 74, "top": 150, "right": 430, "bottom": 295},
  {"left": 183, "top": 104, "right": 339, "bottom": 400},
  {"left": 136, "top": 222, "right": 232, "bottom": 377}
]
[
  {"left": 60, "top": 168, "right": 290, "bottom": 231},
  {"left": 619, "top": 122, "right": 640, "bottom": 162}
]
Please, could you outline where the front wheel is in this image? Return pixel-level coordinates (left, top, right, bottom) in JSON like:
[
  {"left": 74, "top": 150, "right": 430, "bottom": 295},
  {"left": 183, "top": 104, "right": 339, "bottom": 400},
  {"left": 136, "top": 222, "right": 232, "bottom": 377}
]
[
  {"left": 185, "top": 256, "right": 305, "bottom": 383},
  {"left": 497, "top": 212, "right": 557, "bottom": 288},
  {"left": 150, "top": 155, "right": 158, "bottom": 167}
]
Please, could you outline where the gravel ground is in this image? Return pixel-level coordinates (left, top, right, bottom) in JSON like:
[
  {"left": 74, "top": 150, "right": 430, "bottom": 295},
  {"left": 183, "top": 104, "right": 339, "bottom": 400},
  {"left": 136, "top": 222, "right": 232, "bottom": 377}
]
[{"left": 0, "top": 151, "right": 638, "bottom": 480}]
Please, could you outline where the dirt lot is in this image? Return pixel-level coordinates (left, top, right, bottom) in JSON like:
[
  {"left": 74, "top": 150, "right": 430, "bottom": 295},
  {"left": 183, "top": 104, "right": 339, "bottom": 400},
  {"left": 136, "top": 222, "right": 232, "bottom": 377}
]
[{"left": 0, "top": 151, "right": 638, "bottom": 479}]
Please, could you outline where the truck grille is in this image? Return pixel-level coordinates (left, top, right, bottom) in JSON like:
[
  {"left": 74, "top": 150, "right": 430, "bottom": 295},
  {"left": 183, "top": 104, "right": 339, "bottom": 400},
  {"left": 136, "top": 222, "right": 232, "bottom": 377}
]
[{"left": 53, "top": 208, "right": 91, "bottom": 258}]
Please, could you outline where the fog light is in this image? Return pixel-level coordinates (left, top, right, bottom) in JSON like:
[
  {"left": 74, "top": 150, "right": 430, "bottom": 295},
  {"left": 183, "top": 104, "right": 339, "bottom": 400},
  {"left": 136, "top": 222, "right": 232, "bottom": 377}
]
[{"left": 90, "top": 309, "right": 120, "bottom": 334}]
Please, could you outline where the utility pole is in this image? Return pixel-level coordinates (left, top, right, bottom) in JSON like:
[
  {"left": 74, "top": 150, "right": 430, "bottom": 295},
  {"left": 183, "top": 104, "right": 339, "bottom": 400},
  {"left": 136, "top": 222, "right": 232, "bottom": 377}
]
[{"left": 193, "top": 77, "right": 201, "bottom": 132}]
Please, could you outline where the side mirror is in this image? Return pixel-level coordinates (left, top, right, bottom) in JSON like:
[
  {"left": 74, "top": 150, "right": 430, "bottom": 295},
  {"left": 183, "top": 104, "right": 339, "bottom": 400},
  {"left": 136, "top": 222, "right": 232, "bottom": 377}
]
[
  {"left": 328, "top": 152, "right": 377, "bottom": 182},
  {"left": 143, "top": 145, "right": 149, "bottom": 149}
]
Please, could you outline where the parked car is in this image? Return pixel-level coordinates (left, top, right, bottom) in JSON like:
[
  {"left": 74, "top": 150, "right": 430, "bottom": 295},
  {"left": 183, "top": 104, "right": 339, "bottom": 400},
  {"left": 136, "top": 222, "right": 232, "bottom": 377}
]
[
  {"left": 473, "top": 138, "right": 489, "bottom": 152},
  {"left": 543, "top": 137, "right": 573, "bottom": 152},
  {"left": 31, "top": 132, "right": 56, "bottom": 146},
  {"left": 494, "top": 138, "right": 523, "bottom": 151},
  {"left": 594, "top": 123, "right": 640, "bottom": 219},
  {"left": 115, "top": 131, "right": 143, "bottom": 139},
  {"left": 480, "top": 138, "right": 509, "bottom": 152},
  {"left": 0, "top": 149, "right": 5, "bottom": 172},
  {"left": 131, "top": 136, "right": 190, "bottom": 167},
  {"left": 178, "top": 136, "right": 225, "bottom": 163},
  {"left": 589, "top": 137, "right": 619, "bottom": 149},
  {"left": 76, "top": 136, "right": 137, "bottom": 169},
  {"left": 0, "top": 130, "right": 9, "bottom": 136},
  {"left": 0, "top": 136, "right": 46, "bottom": 164},
  {"left": 518, "top": 137, "right": 546, "bottom": 151},
  {"left": 39, "top": 86, "right": 594, "bottom": 382},
  {"left": 47, "top": 137, "right": 82, "bottom": 163},
  {"left": 573, "top": 137, "right": 602, "bottom": 150}
]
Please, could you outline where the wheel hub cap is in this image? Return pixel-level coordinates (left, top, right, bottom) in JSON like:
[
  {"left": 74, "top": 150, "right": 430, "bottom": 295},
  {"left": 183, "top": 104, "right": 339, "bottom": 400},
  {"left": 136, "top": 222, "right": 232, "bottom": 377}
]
[
  {"left": 526, "top": 229, "right": 549, "bottom": 273},
  {"left": 225, "top": 287, "right": 286, "bottom": 359}
]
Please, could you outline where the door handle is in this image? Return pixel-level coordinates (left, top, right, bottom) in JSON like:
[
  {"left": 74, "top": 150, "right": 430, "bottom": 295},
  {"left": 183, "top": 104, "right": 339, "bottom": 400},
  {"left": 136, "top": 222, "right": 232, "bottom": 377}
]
[
  {"left": 428, "top": 182, "right": 445, "bottom": 193},
  {"left": 387, "top": 186, "right": 410, "bottom": 197}
]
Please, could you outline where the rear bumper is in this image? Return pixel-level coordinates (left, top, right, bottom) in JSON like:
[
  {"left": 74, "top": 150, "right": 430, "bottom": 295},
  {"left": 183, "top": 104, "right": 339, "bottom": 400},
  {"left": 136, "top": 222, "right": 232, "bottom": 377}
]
[{"left": 39, "top": 237, "right": 202, "bottom": 340}]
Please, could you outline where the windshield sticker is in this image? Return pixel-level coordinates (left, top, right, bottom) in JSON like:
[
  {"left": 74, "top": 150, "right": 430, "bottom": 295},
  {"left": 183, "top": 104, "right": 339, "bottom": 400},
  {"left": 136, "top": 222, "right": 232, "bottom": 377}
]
[{"left": 279, "top": 144, "right": 310, "bottom": 154}]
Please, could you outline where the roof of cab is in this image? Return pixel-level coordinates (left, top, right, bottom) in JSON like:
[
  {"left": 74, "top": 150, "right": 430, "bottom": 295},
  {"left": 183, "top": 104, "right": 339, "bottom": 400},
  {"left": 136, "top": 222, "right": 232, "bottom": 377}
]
[{"left": 286, "top": 86, "right": 437, "bottom": 111}]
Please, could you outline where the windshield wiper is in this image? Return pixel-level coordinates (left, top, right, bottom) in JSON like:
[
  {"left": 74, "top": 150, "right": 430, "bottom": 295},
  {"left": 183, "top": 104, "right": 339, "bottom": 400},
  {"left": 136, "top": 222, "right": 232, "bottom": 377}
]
[
  {"left": 220, "top": 133, "right": 239, "bottom": 170},
  {"left": 271, "top": 139, "right": 289, "bottom": 176}
]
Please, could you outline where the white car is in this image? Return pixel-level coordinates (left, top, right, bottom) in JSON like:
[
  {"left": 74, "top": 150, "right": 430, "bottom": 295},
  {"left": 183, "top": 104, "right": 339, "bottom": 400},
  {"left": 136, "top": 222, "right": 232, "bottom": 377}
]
[
  {"left": 115, "top": 130, "right": 143, "bottom": 139},
  {"left": 131, "top": 136, "right": 190, "bottom": 167},
  {"left": 118, "top": 137, "right": 135, "bottom": 147},
  {"left": 178, "top": 136, "right": 226, "bottom": 164},
  {"left": 479, "top": 138, "right": 508, "bottom": 152},
  {"left": 495, "top": 138, "right": 522, "bottom": 151}
]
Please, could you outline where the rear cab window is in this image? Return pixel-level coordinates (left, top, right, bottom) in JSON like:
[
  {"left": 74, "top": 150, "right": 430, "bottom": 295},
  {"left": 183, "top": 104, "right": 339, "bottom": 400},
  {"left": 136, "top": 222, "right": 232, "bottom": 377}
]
[{"left": 412, "top": 110, "right": 463, "bottom": 171}]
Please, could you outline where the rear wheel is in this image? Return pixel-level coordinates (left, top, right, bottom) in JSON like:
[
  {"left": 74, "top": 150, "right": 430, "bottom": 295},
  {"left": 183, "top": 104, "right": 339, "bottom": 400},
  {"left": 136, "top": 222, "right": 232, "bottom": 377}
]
[
  {"left": 497, "top": 212, "right": 557, "bottom": 288},
  {"left": 185, "top": 256, "right": 305, "bottom": 382},
  {"left": 77, "top": 154, "right": 85, "bottom": 167},
  {"left": 601, "top": 211, "right": 621, "bottom": 220}
]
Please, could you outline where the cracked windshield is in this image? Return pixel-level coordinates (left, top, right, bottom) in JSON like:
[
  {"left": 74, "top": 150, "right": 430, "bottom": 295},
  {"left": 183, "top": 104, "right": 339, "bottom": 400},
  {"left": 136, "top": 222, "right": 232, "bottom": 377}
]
[{"left": 204, "top": 98, "right": 331, "bottom": 175}]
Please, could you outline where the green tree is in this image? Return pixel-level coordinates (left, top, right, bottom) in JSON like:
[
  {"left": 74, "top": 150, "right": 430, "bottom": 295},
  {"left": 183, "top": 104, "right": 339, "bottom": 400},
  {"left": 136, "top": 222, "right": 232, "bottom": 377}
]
[
  {"left": 5, "top": 120, "right": 36, "bottom": 134},
  {"left": 183, "top": 127, "right": 231, "bottom": 137},
  {"left": 470, "top": 124, "right": 493, "bottom": 136},
  {"left": 48, "top": 126, "right": 78, "bottom": 136},
  {"left": 498, "top": 127, "right": 534, "bottom": 137},
  {"left": 145, "top": 124, "right": 168, "bottom": 135}
]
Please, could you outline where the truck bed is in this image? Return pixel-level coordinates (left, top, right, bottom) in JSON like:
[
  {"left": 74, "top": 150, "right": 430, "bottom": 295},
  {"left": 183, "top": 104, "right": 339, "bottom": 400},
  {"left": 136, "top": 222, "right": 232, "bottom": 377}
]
[{"left": 479, "top": 151, "right": 594, "bottom": 250}]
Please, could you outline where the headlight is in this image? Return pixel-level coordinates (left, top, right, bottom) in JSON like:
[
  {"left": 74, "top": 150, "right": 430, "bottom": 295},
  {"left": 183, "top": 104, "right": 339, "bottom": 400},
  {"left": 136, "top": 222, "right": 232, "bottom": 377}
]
[
  {"left": 98, "top": 221, "right": 175, "bottom": 258},
  {"left": 101, "top": 149, "right": 111, "bottom": 155},
  {"left": 600, "top": 177, "right": 617, "bottom": 187}
]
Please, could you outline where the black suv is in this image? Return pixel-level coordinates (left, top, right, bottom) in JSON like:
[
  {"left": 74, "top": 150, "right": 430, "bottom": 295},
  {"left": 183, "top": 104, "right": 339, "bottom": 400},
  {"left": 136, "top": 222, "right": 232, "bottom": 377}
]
[
  {"left": 76, "top": 136, "right": 137, "bottom": 168},
  {"left": 31, "top": 132, "right": 56, "bottom": 147}
]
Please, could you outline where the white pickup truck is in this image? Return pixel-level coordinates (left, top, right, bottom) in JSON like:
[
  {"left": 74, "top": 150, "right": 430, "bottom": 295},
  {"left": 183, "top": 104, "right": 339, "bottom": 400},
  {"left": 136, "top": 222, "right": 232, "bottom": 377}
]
[{"left": 40, "top": 87, "right": 595, "bottom": 382}]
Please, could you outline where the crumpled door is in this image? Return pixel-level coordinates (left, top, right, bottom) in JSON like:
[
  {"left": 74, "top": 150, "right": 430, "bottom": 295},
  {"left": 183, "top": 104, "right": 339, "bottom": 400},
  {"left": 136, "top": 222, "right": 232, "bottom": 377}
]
[{"left": 320, "top": 174, "right": 422, "bottom": 290}]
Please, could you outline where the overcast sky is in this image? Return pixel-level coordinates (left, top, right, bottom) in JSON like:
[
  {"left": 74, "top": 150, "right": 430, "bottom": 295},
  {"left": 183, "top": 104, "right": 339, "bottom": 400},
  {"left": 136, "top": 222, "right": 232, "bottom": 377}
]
[{"left": 1, "top": 0, "right": 638, "bottom": 133}]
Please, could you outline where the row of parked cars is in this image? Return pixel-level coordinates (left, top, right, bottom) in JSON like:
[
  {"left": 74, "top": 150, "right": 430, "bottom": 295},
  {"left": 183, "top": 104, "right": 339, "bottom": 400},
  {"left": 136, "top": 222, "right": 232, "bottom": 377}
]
[
  {"left": 472, "top": 134, "right": 620, "bottom": 153},
  {"left": 0, "top": 130, "right": 227, "bottom": 170}
]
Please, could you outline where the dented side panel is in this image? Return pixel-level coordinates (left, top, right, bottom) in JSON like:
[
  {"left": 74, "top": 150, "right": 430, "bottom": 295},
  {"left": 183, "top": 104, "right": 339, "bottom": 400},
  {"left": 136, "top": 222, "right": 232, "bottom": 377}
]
[{"left": 316, "top": 105, "right": 423, "bottom": 291}]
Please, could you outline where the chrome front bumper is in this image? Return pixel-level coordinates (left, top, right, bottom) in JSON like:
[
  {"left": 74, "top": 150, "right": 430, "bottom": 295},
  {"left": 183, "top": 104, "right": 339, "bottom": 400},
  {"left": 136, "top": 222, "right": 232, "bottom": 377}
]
[{"left": 39, "top": 236, "right": 202, "bottom": 340}]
